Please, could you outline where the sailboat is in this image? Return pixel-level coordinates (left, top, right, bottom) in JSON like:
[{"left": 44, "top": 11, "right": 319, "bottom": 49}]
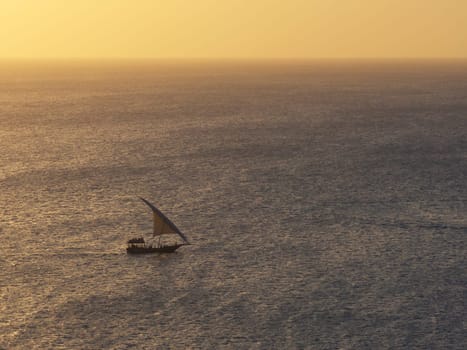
[{"left": 126, "top": 197, "right": 190, "bottom": 254}]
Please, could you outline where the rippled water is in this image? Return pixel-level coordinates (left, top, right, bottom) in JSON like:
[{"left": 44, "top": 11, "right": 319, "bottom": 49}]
[{"left": 1, "top": 60, "right": 466, "bottom": 349}]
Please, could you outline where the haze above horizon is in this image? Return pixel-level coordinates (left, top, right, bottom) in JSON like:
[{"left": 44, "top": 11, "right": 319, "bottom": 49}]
[{"left": 1, "top": 0, "right": 466, "bottom": 59}]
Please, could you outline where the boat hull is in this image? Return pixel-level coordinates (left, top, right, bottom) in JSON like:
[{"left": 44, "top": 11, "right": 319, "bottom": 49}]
[{"left": 126, "top": 244, "right": 184, "bottom": 254}]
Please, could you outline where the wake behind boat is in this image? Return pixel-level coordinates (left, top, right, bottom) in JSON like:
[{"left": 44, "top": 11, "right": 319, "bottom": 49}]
[{"left": 127, "top": 197, "right": 190, "bottom": 254}]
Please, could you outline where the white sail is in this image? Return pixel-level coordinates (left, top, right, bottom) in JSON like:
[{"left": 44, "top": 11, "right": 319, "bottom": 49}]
[{"left": 139, "top": 197, "right": 189, "bottom": 244}]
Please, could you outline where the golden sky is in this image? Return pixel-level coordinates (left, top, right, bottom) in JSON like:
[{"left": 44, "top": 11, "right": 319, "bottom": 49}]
[{"left": 1, "top": 0, "right": 466, "bottom": 59}]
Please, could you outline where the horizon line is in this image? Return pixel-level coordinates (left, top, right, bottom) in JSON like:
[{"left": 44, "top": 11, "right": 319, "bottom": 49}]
[{"left": 1, "top": 56, "right": 467, "bottom": 62}]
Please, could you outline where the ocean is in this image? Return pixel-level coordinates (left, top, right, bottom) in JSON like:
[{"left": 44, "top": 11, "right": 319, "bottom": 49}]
[{"left": 0, "top": 60, "right": 466, "bottom": 349}]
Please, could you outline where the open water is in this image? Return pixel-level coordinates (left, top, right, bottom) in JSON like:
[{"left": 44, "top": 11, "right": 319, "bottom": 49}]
[{"left": 0, "top": 60, "right": 466, "bottom": 349}]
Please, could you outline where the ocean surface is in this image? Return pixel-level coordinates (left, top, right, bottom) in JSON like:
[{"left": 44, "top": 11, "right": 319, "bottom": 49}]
[{"left": 0, "top": 60, "right": 466, "bottom": 349}]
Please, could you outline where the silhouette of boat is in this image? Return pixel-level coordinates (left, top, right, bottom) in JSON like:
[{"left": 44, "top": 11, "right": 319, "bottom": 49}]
[{"left": 127, "top": 197, "right": 190, "bottom": 254}]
